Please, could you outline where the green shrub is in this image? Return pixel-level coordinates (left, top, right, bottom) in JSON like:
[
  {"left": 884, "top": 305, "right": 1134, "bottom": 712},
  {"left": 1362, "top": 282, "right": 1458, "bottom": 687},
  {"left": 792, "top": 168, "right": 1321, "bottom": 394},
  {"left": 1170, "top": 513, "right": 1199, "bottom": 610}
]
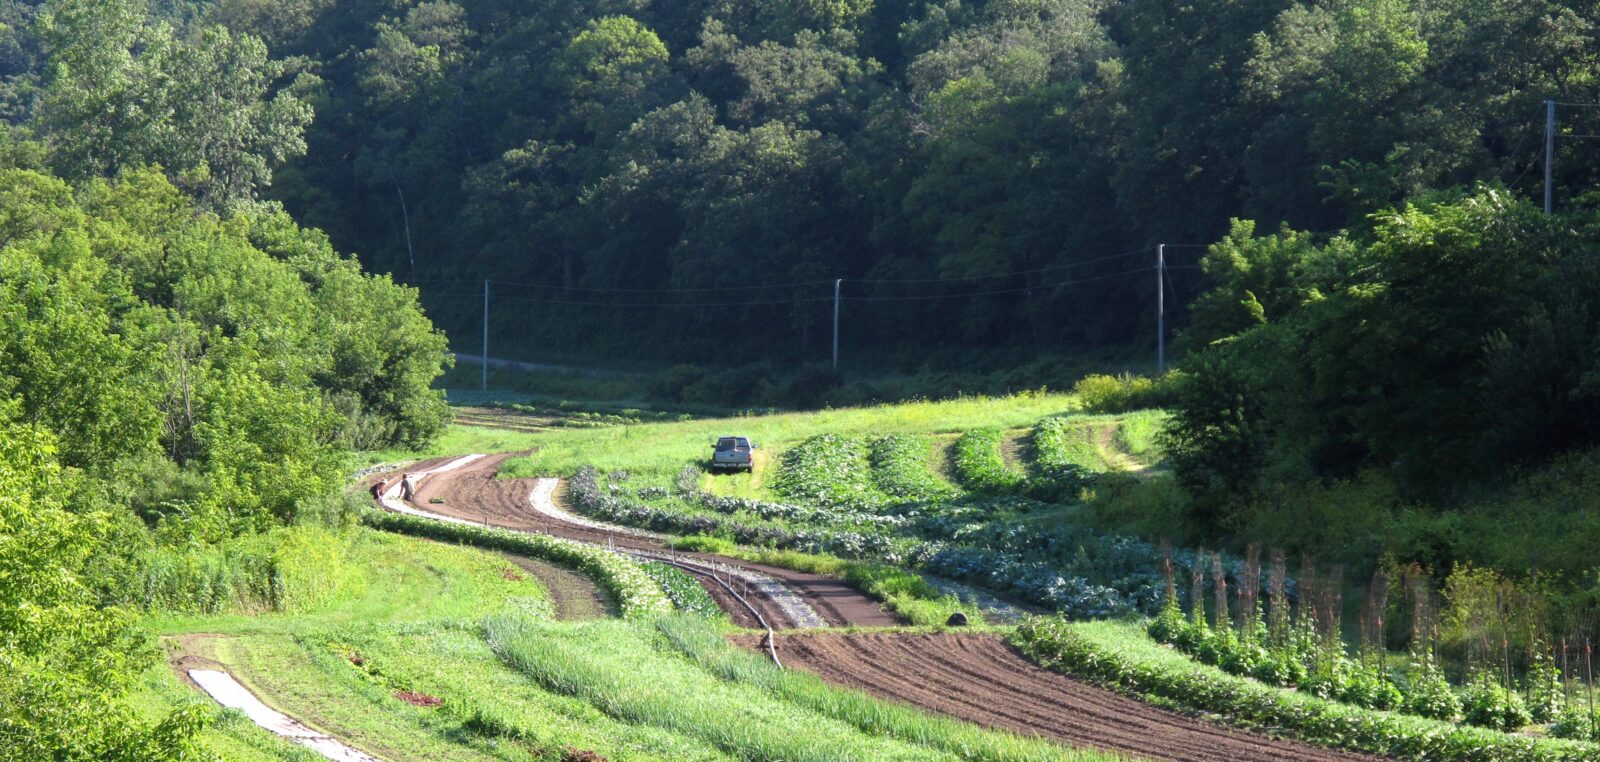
[
  {"left": 771, "top": 435, "right": 889, "bottom": 510},
  {"left": 1400, "top": 654, "right": 1461, "bottom": 721},
  {"left": 1461, "top": 674, "right": 1533, "bottom": 732},
  {"left": 1551, "top": 705, "right": 1599, "bottom": 741},
  {"left": 1072, "top": 373, "right": 1178, "bottom": 413},
  {"left": 666, "top": 534, "right": 737, "bottom": 554}
]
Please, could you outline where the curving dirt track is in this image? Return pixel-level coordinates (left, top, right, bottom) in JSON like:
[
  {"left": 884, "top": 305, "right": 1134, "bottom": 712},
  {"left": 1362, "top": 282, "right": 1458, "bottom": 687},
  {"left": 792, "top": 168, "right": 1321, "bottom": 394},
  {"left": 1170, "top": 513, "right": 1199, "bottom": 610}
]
[
  {"left": 377, "top": 453, "right": 1376, "bottom": 762},
  {"left": 387, "top": 453, "right": 898, "bottom": 629},
  {"left": 762, "top": 631, "right": 1375, "bottom": 762}
]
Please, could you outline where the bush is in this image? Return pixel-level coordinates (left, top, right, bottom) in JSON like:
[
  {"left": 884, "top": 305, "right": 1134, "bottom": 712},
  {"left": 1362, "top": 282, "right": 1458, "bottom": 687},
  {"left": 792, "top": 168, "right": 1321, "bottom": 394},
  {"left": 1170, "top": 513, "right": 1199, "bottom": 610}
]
[
  {"left": 869, "top": 434, "right": 956, "bottom": 501},
  {"left": 771, "top": 435, "right": 889, "bottom": 511},
  {"left": 1551, "top": 705, "right": 1599, "bottom": 741},
  {"left": 1400, "top": 654, "right": 1461, "bottom": 721},
  {"left": 1072, "top": 373, "right": 1178, "bottom": 413},
  {"left": 1461, "top": 674, "right": 1533, "bottom": 732}
]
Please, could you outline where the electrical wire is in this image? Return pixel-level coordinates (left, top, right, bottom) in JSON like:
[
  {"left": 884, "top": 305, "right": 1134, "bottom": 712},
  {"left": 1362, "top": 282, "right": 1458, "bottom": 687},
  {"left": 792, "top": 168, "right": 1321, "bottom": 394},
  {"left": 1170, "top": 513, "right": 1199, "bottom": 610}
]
[
  {"left": 845, "top": 267, "right": 1156, "bottom": 301},
  {"left": 848, "top": 247, "right": 1153, "bottom": 283}
]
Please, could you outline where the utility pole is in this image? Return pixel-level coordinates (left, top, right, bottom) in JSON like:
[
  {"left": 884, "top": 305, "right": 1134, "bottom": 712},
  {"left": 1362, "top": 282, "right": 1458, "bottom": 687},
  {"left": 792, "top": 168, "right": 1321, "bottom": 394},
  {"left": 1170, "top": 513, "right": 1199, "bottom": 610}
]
[
  {"left": 482, "top": 279, "right": 489, "bottom": 390},
  {"left": 1157, "top": 245, "right": 1166, "bottom": 374},
  {"left": 1545, "top": 100, "right": 1556, "bottom": 215},
  {"left": 832, "top": 279, "right": 842, "bottom": 371}
]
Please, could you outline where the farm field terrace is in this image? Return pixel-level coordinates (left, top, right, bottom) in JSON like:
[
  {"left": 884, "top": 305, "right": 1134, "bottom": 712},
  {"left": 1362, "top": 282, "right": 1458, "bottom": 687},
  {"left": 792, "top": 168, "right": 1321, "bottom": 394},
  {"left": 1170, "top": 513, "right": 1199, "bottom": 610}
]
[
  {"left": 500, "top": 393, "right": 1175, "bottom": 618},
  {"left": 131, "top": 505, "right": 1110, "bottom": 761}
]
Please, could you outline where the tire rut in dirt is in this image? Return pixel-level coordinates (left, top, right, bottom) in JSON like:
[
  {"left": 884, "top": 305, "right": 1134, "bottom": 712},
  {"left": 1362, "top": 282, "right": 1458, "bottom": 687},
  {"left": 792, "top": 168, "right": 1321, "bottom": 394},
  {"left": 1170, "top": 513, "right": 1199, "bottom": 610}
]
[{"left": 766, "top": 632, "right": 1378, "bottom": 762}]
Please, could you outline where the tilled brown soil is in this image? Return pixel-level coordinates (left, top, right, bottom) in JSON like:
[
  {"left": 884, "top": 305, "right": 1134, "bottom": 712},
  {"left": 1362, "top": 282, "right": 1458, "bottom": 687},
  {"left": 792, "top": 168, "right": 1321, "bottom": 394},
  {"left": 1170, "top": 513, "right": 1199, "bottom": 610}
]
[
  {"left": 755, "top": 631, "right": 1374, "bottom": 762},
  {"left": 390, "top": 453, "right": 898, "bottom": 629}
]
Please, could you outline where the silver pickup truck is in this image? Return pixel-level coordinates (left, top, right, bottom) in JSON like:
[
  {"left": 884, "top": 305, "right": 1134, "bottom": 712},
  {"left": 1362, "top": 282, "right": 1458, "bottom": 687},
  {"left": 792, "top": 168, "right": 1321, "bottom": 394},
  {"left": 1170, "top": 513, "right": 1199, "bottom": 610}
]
[{"left": 711, "top": 436, "right": 755, "bottom": 473}]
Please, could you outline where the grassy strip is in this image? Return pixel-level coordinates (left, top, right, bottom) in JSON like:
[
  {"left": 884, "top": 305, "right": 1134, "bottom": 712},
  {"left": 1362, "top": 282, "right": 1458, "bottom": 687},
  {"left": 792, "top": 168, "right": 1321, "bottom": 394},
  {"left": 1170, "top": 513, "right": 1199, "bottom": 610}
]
[
  {"left": 652, "top": 614, "right": 1113, "bottom": 762},
  {"left": 952, "top": 429, "right": 1025, "bottom": 494},
  {"left": 869, "top": 434, "right": 957, "bottom": 501},
  {"left": 309, "top": 623, "right": 728, "bottom": 761},
  {"left": 1113, "top": 410, "right": 1166, "bottom": 464},
  {"left": 486, "top": 615, "right": 956, "bottom": 762},
  {"left": 663, "top": 537, "right": 982, "bottom": 627},
  {"left": 1013, "top": 617, "right": 1598, "bottom": 762},
  {"left": 1033, "top": 417, "right": 1104, "bottom": 474},
  {"left": 770, "top": 434, "right": 890, "bottom": 510},
  {"left": 362, "top": 510, "right": 673, "bottom": 618}
]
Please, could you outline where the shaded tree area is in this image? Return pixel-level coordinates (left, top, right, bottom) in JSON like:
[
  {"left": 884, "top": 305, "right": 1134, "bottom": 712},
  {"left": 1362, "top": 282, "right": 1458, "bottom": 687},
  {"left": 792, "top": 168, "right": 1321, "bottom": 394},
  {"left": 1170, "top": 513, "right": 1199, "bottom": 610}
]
[
  {"left": 91, "top": 0, "right": 1585, "bottom": 366},
  {"left": 0, "top": 3, "right": 452, "bottom": 755}
]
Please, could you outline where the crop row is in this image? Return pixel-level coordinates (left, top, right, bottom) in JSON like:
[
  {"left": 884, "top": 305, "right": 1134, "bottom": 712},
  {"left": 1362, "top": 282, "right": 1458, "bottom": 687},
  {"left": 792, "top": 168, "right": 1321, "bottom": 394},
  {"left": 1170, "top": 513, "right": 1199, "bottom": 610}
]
[
  {"left": 951, "top": 429, "right": 1025, "bottom": 494},
  {"left": 1013, "top": 617, "right": 1597, "bottom": 761},
  {"left": 640, "top": 561, "right": 724, "bottom": 618},
  {"left": 362, "top": 509, "right": 674, "bottom": 618},
  {"left": 868, "top": 434, "right": 957, "bottom": 501},
  {"left": 770, "top": 434, "right": 891, "bottom": 510}
]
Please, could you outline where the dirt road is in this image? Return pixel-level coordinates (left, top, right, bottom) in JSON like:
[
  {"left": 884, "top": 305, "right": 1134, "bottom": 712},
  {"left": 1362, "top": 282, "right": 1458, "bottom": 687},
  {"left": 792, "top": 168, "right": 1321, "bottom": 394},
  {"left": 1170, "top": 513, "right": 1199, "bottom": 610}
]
[
  {"left": 762, "top": 631, "right": 1376, "bottom": 762},
  {"left": 393, "top": 453, "right": 898, "bottom": 629}
]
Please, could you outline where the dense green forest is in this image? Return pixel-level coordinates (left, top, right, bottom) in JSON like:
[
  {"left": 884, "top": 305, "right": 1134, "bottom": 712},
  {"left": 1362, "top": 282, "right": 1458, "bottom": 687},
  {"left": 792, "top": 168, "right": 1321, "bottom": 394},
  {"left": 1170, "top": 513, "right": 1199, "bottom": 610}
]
[
  {"left": 6, "top": 0, "right": 1591, "bottom": 365},
  {"left": 3, "top": 0, "right": 1600, "bottom": 755},
  {"left": 0, "top": 2, "right": 453, "bottom": 754}
]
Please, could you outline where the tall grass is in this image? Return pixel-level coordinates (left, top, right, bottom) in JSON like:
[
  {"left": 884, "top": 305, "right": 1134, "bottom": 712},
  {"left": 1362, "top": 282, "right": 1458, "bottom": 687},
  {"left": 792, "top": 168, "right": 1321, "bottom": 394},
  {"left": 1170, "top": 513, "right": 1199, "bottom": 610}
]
[
  {"left": 485, "top": 615, "right": 955, "bottom": 762},
  {"left": 116, "top": 525, "right": 363, "bottom": 614},
  {"left": 1114, "top": 410, "right": 1167, "bottom": 463},
  {"left": 653, "top": 614, "right": 1112, "bottom": 762}
]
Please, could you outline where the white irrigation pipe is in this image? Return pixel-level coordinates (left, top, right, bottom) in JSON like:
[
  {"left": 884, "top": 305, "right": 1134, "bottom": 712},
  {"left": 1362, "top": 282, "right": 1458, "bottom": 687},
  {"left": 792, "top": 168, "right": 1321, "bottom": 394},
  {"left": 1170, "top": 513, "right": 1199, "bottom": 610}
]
[
  {"left": 636, "top": 551, "right": 784, "bottom": 669},
  {"left": 188, "top": 670, "right": 384, "bottom": 762}
]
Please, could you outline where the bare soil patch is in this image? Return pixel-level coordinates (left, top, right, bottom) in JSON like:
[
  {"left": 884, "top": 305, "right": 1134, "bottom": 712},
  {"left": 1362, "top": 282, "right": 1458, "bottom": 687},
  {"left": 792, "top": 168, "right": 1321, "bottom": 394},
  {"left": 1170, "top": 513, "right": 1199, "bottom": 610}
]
[
  {"left": 753, "top": 631, "right": 1376, "bottom": 762},
  {"left": 394, "top": 690, "right": 442, "bottom": 707},
  {"left": 382, "top": 454, "right": 897, "bottom": 628}
]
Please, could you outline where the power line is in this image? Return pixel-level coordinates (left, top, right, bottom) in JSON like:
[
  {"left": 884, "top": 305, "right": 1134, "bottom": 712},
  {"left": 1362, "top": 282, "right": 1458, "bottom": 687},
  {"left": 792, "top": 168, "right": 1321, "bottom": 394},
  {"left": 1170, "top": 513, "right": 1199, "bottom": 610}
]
[
  {"left": 851, "top": 267, "right": 1152, "bottom": 300},
  {"left": 850, "top": 247, "right": 1152, "bottom": 283}
]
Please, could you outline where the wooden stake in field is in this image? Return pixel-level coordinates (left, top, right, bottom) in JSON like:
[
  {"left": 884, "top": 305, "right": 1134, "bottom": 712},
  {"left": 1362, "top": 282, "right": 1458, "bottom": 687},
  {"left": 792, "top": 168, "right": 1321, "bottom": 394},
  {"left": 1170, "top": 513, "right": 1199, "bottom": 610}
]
[
  {"left": 1268, "top": 550, "right": 1288, "bottom": 647},
  {"left": 1211, "top": 552, "right": 1230, "bottom": 631},
  {"left": 1191, "top": 549, "right": 1208, "bottom": 630}
]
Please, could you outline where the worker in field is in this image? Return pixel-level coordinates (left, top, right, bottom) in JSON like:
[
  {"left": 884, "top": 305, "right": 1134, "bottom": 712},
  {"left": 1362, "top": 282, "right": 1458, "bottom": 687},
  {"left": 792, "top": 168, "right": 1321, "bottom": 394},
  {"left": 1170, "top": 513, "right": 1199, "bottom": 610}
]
[
  {"left": 401, "top": 473, "right": 416, "bottom": 500},
  {"left": 370, "top": 477, "right": 388, "bottom": 500}
]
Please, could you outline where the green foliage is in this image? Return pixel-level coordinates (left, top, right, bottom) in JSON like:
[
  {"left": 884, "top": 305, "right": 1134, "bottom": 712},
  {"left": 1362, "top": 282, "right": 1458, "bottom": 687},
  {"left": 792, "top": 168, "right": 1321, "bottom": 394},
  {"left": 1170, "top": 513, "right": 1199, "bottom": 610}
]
[
  {"left": 362, "top": 510, "right": 674, "bottom": 618},
  {"left": 1461, "top": 674, "right": 1534, "bottom": 732},
  {"left": 1072, "top": 373, "right": 1177, "bottom": 414},
  {"left": 771, "top": 434, "right": 890, "bottom": 510},
  {"left": 867, "top": 434, "right": 955, "bottom": 501},
  {"left": 0, "top": 422, "right": 206, "bottom": 759},
  {"left": 37, "top": 0, "right": 312, "bottom": 209},
  {"left": 640, "top": 561, "right": 724, "bottom": 619},
  {"left": 1015, "top": 617, "right": 1597, "bottom": 760},
  {"left": 1400, "top": 653, "right": 1461, "bottom": 721},
  {"left": 951, "top": 428, "right": 1024, "bottom": 494}
]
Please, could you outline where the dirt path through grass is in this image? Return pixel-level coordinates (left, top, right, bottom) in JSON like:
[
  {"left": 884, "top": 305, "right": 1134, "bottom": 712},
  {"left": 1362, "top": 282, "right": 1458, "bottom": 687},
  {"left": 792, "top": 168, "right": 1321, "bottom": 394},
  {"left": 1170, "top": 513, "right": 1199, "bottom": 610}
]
[{"left": 393, "top": 453, "right": 898, "bottom": 628}]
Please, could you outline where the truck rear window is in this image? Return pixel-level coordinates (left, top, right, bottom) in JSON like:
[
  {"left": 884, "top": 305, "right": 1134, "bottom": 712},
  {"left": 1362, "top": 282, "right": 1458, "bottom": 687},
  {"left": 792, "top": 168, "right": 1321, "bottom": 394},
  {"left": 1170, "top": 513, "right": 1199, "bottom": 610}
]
[{"left": 716, "top": 438, "right": 748, "bottom": 451}]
